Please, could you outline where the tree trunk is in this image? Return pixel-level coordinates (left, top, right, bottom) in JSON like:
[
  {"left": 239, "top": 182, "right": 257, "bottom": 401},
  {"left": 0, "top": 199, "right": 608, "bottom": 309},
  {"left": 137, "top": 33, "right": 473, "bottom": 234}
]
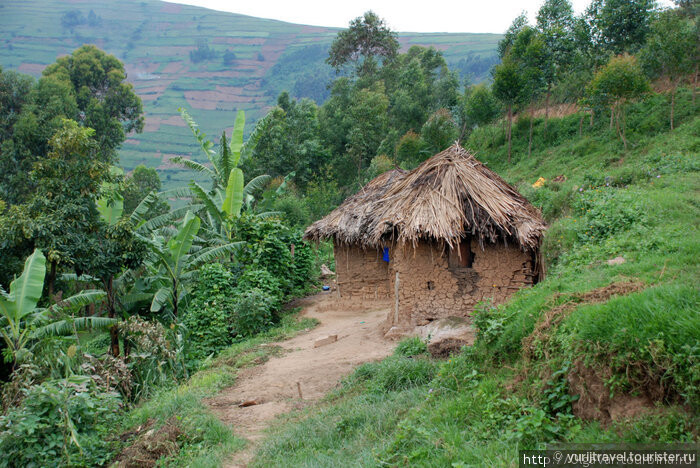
[
  {"left": 622, "top": 107, "right": 627, "bottom": 151},
  {"left": 693, "top": 63, "right": 698, "bottom": 106},
  {"left": 670, "top": 85, "right": 676, "bottom": 130},
  {"left": 528, "top": 106, "right": 534, "bottom": 157},
  {"left": 105, "top": 276, "right": 120, "bottom": 357},
  {"left": 47, "top": 261, "right": 57, "bottom": 298},
  {"left": 609, "top": 106, "right": 615, "bottom": 129},
  {"left": 507, "top": 105, "right": 513, "bottom": 163},
  {"left": 579, "top": 114, "right": 584, "bottom": 136},
  {"left": 544, "top": 86, "right": 551, "bottom": 130}
]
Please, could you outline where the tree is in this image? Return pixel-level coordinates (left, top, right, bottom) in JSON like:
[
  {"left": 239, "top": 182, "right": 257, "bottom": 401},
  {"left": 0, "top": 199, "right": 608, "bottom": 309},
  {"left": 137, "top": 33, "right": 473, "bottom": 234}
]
[
  {"left": 42, "top": 45, "right": 144, "bottom": 162},
  {"left": 93, "top": 168, "right": 147, "bottom": 356},
  {"left": 327, "top": 11, "right": 399, "bottom": 78},
  {"left": 0, "top": 67, "right": 33, "bottom": 142},
  {"left": 173, "top": 109, "right": 272, "bottom": 240},
  {"left": 464, "top": 84, "right": 501, "bottom": 130},
  {"left": 640, "top": 10, "right": 698, "bottom": 129},
  {"left": 420, "top": 109, "right": 458, "bottom": 155},
  {"left": 509, "top": 26, "right": 547, "bottom": 155},
  {"left": 590, "top": 0, "right": 657, "bottom": 54},
  {"left": 498, "top": 12, "right": 529, "bottom": 58},
  {"left": 16, "top": 120, "right": 111, "bottom": 295},
  {"left": 587, "top": 54, "right": 650, "bottom": 149},
  {"left": 346, "top": 83, "right": 389, "bottom": 179},
  {"left": 245, "top": 93, "right": 329, "bottom": 189},
  {"left": 492, "top": 58, "right": 530, "bottom": 162},
  {"left": 536, "top": 0, "right": 576, "bottom": 124},
  {"left": 122, "top": 165, "right": 169, "bottom": 216}
]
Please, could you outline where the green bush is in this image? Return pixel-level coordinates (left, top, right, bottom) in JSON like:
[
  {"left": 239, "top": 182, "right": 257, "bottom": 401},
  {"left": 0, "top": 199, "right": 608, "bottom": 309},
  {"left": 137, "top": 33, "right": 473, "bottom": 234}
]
[
  {"left": 235, "top": 268, "right": 283, "bottom": 309},
  {"left": 394, "top": 336, "right": 428, "bottom": 357},
  {"left": 231, "top": 288, "right": 276, "bottom": 338},
  {"left": 182, "top": 263, "right": 237, "bottom": 360},
  {"left": 572, "top": 187, "right": 646, "bottom": 243},
  {"left": 0, "top": 376, "right": 121, "bottom": 467}
]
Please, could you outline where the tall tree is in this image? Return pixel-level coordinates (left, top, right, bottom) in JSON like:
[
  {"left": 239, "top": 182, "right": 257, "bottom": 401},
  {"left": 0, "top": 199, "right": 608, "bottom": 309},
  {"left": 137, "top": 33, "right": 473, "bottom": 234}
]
[
  {"left": 640, "top": 9, "right": 698, "bottom": 129},
  {"left": 587, "top": 54, "right": 650, "bottom": 149},
  {"left": 492, "top": 57, "right": 530, "bottom": 162},
  {"left": 536, "top": 0, "right": 576, "bottom": 124},
  {"left": 327, "top": 11, "right": 399, "bottom": 78},
  {"left": 42, "top": 45, "right": 144, "bottom": 162},
  {"left": 590, "top": 0, "right": 658, "bottom": 54},
  {"left": 17, "top": 120, "right": 110, "bottom": 295},
  {"left": 509, "top": 27, "right": 547, "bottom": 156},
  {"left": 498, "top": 12, "right": 530, "bottom": 58}
]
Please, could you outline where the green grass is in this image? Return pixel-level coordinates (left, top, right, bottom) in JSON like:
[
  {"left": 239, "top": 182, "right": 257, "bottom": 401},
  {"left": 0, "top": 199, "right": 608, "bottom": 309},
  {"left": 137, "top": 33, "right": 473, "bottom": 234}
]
[
  {"left": 248, "top": 92, "right": 699, "bottom": 467},
  {"left": 113, "top": 311, "right": 318, "bottom": 467}
]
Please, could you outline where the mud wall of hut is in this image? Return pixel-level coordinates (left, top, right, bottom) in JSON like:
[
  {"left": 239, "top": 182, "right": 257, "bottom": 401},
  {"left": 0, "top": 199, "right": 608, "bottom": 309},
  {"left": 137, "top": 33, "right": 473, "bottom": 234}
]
[
  {"left": 334, "top": 243, "right": 391, "bottom": 300},
  {"left": 387, "top": 240, "right": 534, "bottom": 327}
]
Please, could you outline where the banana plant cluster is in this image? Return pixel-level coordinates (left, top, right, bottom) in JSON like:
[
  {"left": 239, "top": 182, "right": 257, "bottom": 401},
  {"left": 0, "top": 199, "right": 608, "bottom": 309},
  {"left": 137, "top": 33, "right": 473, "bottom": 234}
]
[
  {"left": 173, "top": 108, "right": 271, "bottom": 240},
  {"left": 0, "top": 249, "right": 108, "bottom": 369}
]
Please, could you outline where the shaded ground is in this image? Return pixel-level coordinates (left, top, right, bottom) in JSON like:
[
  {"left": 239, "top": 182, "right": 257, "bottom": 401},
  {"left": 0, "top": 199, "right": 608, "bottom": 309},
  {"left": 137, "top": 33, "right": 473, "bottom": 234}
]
[{"left": 207, "top": 294, "right": 395, "bottom": 467}]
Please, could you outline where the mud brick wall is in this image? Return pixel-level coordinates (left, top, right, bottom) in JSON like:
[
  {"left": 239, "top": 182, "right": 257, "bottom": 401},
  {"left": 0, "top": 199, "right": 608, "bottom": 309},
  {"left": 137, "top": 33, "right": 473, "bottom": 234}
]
[
  {"left": 387, "top": 240, "right": 534, "bottom": 327},
  {"left": 334, "top": 243, "right": 391, "bottom": 300}
]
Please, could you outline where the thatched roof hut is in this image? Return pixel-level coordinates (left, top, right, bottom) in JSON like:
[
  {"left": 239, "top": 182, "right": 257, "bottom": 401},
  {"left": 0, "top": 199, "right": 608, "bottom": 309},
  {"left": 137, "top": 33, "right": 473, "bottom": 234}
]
[{"left": 304, "top": 143, "right": 546, "bottom": 251}]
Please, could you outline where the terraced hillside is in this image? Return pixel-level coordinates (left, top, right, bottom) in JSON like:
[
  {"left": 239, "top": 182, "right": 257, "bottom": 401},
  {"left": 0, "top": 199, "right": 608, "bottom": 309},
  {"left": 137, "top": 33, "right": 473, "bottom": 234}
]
[{"left": 0, "top": 0, "right": 500, "bottom": 189}]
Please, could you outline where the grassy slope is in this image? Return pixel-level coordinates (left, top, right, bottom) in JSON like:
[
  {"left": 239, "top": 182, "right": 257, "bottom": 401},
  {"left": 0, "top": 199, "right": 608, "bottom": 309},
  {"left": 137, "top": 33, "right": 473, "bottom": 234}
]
[
  {"left": 250, "top": 91, "right": 699, "bottom": 467},
  {"left": 112, "top": 312, "right": 318, "bottom": 467},
  {"left": 0, "top": 0, "right": 500, "bottom": 190}
]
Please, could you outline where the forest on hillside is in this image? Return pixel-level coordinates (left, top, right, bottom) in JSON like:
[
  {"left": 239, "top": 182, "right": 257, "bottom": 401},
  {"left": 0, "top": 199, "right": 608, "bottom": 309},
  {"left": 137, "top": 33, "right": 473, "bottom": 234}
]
[{"left": 0, "top": 0, "right": 698, "bottom": 465}]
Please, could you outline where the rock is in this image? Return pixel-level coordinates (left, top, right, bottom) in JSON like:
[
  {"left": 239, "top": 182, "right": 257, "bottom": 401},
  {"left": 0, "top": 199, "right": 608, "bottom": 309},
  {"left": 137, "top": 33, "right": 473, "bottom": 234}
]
[
  {"left": 320, "top": 264, "right": 335, "bottom": 277},
  {"left": 416, "top": 316, "right": 476, "bottom": 358},
  {"left": 313, "top": 334, "right": 338, "bottom": 348},
  {"left": 606, "top": 256, "right": 626, "bottom": 266}
]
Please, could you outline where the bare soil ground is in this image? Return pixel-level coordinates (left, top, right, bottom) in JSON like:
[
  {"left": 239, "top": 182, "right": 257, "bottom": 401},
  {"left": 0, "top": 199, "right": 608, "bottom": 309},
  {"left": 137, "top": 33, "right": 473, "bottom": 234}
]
[{"left": 207, "top": 294, "right": 395, "bottom": 468}]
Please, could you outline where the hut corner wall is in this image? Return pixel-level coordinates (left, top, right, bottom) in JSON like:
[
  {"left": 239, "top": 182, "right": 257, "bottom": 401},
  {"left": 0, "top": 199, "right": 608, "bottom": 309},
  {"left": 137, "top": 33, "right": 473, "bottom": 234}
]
[
  {"left": 389, "top": 241, "right": 535, "bottom": 327},
  {"left": 334, "top": 243, "right": 391, "bottom": 300}
]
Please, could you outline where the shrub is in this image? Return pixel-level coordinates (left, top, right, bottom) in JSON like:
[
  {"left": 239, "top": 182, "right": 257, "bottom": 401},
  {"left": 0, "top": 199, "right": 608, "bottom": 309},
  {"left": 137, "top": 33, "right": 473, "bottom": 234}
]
[
  {"left": 231, "top": 288, "right": 275, "bottom": 338},
  {"left": 118, "top": 317, "right": 187, "bottom": 400},
  {"left": 0, "top": 376, "right": 121, "bottom": 467},
  {"left": 273, "top": 194, "right": 311, "bottom": 228},
  {"left": 182, "top": 263, "right": 237, "bottom": 360},
  {"left": 235, "top": 268, "right": 283, "bottom": 309},
  {"left": 394, "top": 336, "right": 428, "bottom": 357}
]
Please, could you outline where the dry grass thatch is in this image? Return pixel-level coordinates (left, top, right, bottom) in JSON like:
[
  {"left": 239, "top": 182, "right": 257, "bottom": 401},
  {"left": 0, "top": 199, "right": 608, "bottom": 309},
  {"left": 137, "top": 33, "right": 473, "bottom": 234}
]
[{"left": 304, "top": 144, "right": 546, "bottom": 251}]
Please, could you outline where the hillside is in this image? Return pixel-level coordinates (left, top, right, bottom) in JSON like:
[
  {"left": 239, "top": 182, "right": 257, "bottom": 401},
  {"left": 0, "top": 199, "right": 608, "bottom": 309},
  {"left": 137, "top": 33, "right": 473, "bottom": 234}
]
[
  {"left": 246, "top": 92, "right": 700, "bottom": 466},
  {"left": 0, "top": 0, "right": 500, "bottom": 189}
]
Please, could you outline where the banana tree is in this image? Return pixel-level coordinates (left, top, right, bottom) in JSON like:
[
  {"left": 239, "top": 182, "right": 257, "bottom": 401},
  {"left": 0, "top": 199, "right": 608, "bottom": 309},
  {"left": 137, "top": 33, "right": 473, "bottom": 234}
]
[
  {"left": 172, "top": 109, "right": 272, "bottom": 239},
  {"left": 0, "top": 249, "right": 108, "bottom": 369},
  {"left": 145, "top": 211, "right": 242, "bottom": 317}
]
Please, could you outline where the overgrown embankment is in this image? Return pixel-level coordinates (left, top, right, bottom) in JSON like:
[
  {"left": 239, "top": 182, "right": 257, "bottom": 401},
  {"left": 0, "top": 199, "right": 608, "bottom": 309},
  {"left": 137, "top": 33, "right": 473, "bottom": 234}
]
[{"left": 249, "top": 92, "right": 699, "bottom": 467}]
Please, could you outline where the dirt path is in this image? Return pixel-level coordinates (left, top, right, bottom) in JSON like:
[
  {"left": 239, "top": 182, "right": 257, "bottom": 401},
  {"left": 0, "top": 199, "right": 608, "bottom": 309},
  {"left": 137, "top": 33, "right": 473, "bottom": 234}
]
[{"left": 207, "top": 294, "right": 395, "bottom": 468}]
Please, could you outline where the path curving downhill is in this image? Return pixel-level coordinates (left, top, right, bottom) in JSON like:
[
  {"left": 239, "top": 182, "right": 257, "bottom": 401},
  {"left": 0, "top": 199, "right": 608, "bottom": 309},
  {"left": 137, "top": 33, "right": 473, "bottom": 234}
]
[{"left": 207, "top": 294, "right": 394, "bottom": 468}]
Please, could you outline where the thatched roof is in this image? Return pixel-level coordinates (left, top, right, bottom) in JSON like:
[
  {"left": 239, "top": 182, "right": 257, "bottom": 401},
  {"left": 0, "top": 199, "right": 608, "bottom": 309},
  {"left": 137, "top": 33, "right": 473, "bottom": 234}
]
[{"left": 304, "top": 144, "right": 546, "bottom": 251}]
